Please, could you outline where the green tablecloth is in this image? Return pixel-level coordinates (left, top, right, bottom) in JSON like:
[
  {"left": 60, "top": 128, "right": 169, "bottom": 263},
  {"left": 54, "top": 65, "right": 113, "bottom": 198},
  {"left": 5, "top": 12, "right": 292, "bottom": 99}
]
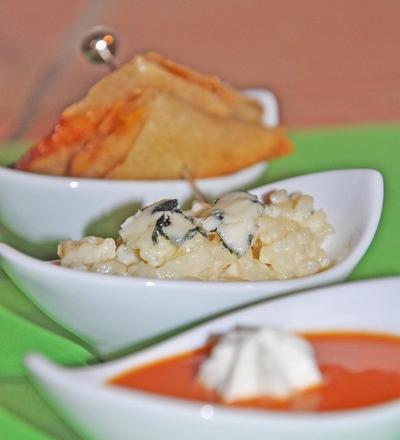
[{"left": 0, "top": 123, "right": 399, "bottom": 439}]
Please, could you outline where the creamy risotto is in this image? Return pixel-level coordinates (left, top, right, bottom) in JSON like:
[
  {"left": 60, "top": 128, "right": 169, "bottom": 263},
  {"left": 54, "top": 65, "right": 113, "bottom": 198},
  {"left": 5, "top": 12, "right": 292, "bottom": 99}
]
[{"left": 57, "top": 190, "right": 333, "bottom": 281}]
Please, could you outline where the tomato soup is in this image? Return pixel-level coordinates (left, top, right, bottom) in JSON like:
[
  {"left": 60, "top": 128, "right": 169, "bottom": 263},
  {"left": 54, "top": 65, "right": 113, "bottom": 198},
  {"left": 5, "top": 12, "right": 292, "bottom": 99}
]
[{"left": 110, "top": 332, "right": 400, "bottom": 412}]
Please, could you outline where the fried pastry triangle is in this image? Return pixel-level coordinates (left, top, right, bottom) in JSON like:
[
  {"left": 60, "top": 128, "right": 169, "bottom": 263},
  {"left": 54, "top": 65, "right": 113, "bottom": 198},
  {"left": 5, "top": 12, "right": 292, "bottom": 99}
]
[{"left": 15, "top": 52, "right": 292, "bottom": 179}]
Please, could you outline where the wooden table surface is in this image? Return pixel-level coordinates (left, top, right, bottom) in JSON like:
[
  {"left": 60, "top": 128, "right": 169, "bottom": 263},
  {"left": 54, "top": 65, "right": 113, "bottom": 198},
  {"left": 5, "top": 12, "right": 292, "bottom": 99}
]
[{"left": 1, "top": 0, "right": 399, "bottom": 139}]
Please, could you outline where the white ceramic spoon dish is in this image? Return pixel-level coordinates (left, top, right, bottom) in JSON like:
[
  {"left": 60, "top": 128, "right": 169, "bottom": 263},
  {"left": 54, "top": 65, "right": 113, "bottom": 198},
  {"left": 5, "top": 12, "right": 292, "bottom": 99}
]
[
  {"left": 0, "top": 169, "right": 383, "bottom": 355},
  {"left": 26, "top": 277, "right": 400, "bottom": 440},
  {"left": 0, "top": 89, "right": 277, "bottom": 246}
]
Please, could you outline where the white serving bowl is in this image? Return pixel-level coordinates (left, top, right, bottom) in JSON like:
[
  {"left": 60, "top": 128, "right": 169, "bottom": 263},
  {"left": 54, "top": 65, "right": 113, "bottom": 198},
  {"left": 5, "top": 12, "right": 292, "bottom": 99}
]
[
  {"left": 26, "top": 277, "right": 400, "bottom": 440},
  {"left": 0, "top": 89, "right": 277, "bottom": 249},
  {"left": 0, "top": 169, "right": 383, "bottom": 356}
]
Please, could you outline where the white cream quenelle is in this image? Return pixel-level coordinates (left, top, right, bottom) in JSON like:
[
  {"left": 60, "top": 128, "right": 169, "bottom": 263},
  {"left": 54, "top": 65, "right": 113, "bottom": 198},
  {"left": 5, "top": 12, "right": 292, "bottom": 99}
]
[
  {"left": 58, "top": 190, "right": 333, "bottom": 281},
  {"left": 198, "top": 327, "right": 323, "bottom": 402}
]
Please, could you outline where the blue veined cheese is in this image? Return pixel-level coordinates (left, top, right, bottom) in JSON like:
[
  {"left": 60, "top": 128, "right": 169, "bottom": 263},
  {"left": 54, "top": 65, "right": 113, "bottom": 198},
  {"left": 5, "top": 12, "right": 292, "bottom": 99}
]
[
  {"left": 120, "top": 199, "right": 205, "bottom": 267},
  {"left": 152, "top": 211, "right": 204, "bottom": 245},
  {"left": 119, "top": 199, "right": 180, "bottom": 246},
  {"left": 199, "top": 192, "right": 264, "bottom": 257},
  {"left": 198, "top": 326, "right": 323, "bottom": 402},
  {"left": 120, "top": 199, "right": 202, "bottom": 250}
]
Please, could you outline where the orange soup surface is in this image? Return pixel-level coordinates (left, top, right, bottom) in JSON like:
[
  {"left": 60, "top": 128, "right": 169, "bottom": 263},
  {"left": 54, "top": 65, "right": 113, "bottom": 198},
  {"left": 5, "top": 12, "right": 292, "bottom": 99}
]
[{"left": 110, "top": 332, "right": 400, "bottom": 412}]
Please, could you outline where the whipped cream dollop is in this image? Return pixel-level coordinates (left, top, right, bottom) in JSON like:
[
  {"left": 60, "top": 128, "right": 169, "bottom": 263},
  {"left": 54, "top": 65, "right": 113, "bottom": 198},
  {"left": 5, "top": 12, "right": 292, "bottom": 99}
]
[{"left": 198, "top": 326, "right": 323, "bottom": 402}]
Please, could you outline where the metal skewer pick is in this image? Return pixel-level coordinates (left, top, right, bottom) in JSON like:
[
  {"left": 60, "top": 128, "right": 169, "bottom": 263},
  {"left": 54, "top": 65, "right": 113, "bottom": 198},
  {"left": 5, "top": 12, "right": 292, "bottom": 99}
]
[
  {"left": 181, "top": 168, "right": 208, "bottom": 204},
  {"left": 81, "top": 26, "right": 119, "bottom": 71}
]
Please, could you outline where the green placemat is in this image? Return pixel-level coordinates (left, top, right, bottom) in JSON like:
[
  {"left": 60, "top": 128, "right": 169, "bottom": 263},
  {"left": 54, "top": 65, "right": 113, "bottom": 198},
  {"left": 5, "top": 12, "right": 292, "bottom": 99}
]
[
  {"left": 0, "top": 304, "right": 90, "bottom": 376},
  {"left": 0, "top": 407, "right": 55, "bottom": 440},
  {"left": 0, "top": 379, "right": 81, "bottom": 440},
  {"left": 0, "top": 123, "right": 399, "bottom": 439}
]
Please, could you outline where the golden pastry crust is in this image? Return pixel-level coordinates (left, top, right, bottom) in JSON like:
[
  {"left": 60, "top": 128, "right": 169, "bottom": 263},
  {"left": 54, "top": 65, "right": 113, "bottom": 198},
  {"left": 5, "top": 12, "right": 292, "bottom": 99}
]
[
  {"left": 15, "top": 52, "right": 292, "bottom": 179},
  {"left": 106, "top": 92, "right": 291, "bottom": 179}
]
